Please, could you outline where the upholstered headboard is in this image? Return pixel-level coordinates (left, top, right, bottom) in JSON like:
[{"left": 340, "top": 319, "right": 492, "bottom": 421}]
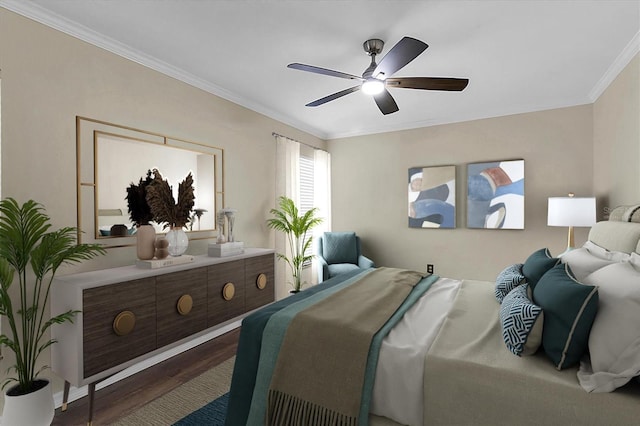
[
  {"left": 607, "top": 204, "right": 640, "bottom": 223},
  {"left": 588, "top": 220, "right": 640, "bottom": 254}
]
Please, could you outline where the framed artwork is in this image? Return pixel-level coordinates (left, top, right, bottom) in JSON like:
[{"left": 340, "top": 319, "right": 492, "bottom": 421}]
[
  {"left": 467, "top": 159, "right": 524, "bottom": 229},
  {"left": 408, "top": 165, "right": 456, "bottom": 228}
]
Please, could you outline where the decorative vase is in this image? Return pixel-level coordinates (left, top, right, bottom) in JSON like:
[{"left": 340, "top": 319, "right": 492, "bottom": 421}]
[
  {"left": 223, "top": 209, "right": 237, "bottom": 242},
  {"left": 154, "top": 237, "right": 169, "bottom": 259},
  {"left": 216, "top": 211, "right": 227, "bottom": 243},
  {"left": 166, "top": 226, "right": 189, "bottom": 256},
  {"left": 3, "top": 379, "right": 54, "bottom": 426},
  {"left": 136, "top": 224, "right": 156, "bottom": 260}
]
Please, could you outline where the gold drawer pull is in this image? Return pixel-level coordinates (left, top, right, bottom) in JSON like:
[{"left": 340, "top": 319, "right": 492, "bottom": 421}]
[
  {"left": 113, "top": 311, "right": 136, "bottom": 336},
  {"left": 177, "top": 294, "right": 193, "bottom": 315},
  {"left": 222, "top": 282, "right": 236, "bottom": 301},
  {"left": 256, "top": 273, "right": 267, "bottom": 290}
]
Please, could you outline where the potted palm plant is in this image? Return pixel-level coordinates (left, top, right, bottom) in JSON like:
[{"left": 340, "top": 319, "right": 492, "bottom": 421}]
[
  {"left": 0, "top": 198, "right": 105, "bottom": 425},
  {"left": 267, "top": 196, "right": 323, "bottom": 292}
]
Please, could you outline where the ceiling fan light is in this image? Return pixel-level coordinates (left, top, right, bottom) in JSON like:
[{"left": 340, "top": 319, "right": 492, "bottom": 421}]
[{"left": 362, "top": 78, "right": 385, "bottom": 95}]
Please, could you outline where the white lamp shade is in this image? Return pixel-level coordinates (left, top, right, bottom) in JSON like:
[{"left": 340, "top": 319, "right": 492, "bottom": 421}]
[{"left": 547, "top": 197, "right": 596, "bottom": 227}]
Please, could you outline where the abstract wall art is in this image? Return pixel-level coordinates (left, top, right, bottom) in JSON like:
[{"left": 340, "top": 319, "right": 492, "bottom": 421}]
[
  {"left": 408, "top": 165, "right": 456, "bottom": 228},
  {"left": 467, "top": 159, "right": 525, "bottom": 229}
]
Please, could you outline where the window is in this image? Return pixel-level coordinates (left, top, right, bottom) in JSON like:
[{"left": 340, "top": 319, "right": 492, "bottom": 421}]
[{"left": 299, "top": 154, "right": 314, "bottom": 266}]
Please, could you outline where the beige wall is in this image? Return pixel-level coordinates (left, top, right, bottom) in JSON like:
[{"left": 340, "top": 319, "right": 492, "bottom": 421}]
[
  {"left": 0, "top": 9, "right": 325, "bottom": 400},
  {"left": 329, "top": 105, "right": 594, "bottom": 281},
  {"left": 593, "top": 54, "right": 640, "bottom": 212}
]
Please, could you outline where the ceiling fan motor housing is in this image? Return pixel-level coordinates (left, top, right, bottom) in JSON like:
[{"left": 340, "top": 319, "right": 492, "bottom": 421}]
[
  {"left": 363, "top": 39, "right": 384, "bottom": 56},
  {"left": 362, "top": 39, "right": 385, "bottom": 78}
]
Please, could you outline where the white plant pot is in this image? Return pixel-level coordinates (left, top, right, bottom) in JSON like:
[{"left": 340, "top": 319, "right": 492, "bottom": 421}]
[{"left": 2, "top": 379, "right": 54, "bottom": 426}]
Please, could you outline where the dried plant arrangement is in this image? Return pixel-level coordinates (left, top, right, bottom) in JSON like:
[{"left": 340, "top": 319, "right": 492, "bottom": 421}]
[
  {"left": 145, "top": 169, "right": 195, "bottom": 229},
  {"left": 125, "top": 169, "right": 154, "bottom": 226}
]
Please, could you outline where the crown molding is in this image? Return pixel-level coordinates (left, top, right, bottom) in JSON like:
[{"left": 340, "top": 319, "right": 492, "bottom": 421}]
[
  {"left": 588, "top": 30, "right": 640, "bottom": 102},
  {"left": 326, "top": 97, "right": 592, "bottom": 140},
  {"left": 0, "top": 0, "right": 328, "bottom": 140}
]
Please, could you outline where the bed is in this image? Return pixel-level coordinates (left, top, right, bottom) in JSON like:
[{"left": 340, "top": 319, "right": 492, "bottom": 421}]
[{"left": 226, "top": 217, "right": 640, "bottom": 426}]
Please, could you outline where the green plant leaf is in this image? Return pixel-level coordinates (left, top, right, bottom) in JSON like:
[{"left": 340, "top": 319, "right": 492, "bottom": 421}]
[
  {"left": 41, "top": 310, "right": 80, "bottom": 332},
  {"left": 0, "top": 198, "right": 105, "bottom": 390},
  {"left": 267, "top": 196, "right": 323, "bottom": 291}
]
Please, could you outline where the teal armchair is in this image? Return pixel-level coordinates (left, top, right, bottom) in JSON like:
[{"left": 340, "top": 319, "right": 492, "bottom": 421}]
[{"left": 316, "top": 231, "right": 375, "bottom": 283}]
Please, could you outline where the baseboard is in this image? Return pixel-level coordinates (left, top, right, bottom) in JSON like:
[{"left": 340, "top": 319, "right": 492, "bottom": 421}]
[{"left": 52, "top": 318, "right": 242, "bottom": 409}]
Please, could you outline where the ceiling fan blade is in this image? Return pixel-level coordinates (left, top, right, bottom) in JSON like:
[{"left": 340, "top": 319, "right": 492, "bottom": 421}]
[
  {"left": 288, "top": 63, "right": 363, "bottom": 81},
  {"left": 386, "top": 77, "right": 469, "bottom": 91},
  {"left": 373, "top": 37, "right": 428, "bottom": 79},
  {"left": 373, "top": 89, "right": 399, "bottom": 115},
  {"left": 306, "top": 85, "right": 361, "bottom": 107}
]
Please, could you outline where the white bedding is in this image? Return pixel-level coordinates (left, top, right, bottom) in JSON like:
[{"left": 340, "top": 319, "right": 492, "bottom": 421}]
[{"left": 371, "top": 277, "right": 461, "bottom": 426}]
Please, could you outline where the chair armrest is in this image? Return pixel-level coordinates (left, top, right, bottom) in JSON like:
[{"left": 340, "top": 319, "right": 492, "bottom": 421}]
[
  {"left": 358, "top": 255, "right": 374, "bottom": 269},
  {"left": 317, "top": 256, "right": 329, "bottom": 283}
]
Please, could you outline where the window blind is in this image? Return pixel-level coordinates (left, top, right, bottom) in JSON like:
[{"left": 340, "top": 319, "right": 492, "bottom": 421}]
[{"left": 299, "top": 154, "right": 314, "bottom": 266}]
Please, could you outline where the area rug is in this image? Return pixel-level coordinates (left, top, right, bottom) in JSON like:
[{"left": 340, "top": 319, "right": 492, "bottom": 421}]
[
  {"left": 112, "top": 356, "right": 234, "bottom": 425},
  {"left": 173, "top": 392, "right": 229, "bottom": 425}
]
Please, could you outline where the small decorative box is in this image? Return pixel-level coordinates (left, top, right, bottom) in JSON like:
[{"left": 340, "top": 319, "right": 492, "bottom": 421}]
[
  {"left": 208, "top": 241, "right": 245, "bottom": 257},
  {"left": 136, "top": 255, "right": 195, "bottom": 269}
]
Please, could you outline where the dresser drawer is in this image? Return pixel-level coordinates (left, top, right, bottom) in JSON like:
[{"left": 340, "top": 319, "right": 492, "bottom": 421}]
[
  {"left": 245, "top": 254, "right": 275, "bottom": 311},
  {"left": 156, "top": 267, "right": 208, "bottom": 348},
  {"left": 207, "top": 259, "right": 246, "bottom": 326},
  {"left": 83, "top": 278, "right": 156, "bottom": 378}
]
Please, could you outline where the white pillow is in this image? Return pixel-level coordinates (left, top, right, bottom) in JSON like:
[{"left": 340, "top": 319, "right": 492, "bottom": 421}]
[
  {"left": 583, "top": 240, "right": 630, "bottom": 262},
  {"left": 577, "top": 260, "right": 640, "bottom": 392},
  {"left": 560, "top": 241, "right": 629, "bottom": 282}
]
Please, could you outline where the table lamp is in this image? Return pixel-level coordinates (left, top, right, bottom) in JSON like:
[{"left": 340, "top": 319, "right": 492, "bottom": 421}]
[{"left": 547, "top": 193, "right": 596, "bottom": 252}]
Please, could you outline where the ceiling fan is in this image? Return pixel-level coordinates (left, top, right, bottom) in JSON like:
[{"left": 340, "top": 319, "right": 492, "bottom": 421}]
[{"left": 288, "top": 36, "right": 469, "bottom": 115}]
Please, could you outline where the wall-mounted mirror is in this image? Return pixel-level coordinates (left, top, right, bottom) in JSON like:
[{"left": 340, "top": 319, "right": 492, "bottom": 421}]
[{"left": 77, "top": 117, "right": 224, "bottom": 247}]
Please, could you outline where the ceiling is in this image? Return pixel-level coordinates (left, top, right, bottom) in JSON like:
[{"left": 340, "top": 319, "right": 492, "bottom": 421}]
[{"left": 3, "top": 0, "right": 639, "bottom": 140}]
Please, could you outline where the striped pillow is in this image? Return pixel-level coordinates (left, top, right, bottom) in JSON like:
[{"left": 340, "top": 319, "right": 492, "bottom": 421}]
[
  {"left": 500, "top": 284, "right": 543, "bottom": 356},
  {"left": 495, "top": 263, "right": 526, "bottom": 303}
]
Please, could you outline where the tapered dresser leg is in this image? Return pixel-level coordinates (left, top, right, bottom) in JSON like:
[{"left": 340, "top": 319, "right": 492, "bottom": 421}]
[
  {"left": 61, "top": 381, "right": 70, "bottom": 411},
  {"left": 87, "top": 382, "right": 96, "bottom": 426}
]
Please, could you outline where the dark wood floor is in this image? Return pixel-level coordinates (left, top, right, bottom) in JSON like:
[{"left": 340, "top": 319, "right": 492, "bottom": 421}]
[{"left": 52, "top": 328, "right": 240, "bottom": 426}]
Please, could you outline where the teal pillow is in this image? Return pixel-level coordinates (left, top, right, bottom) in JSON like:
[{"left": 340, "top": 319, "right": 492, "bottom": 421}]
[
  {"left": 522, "top": 248, "right": 559, "bottom": 290},
  {"left": 322, "top": 232, "right": 358, "bottom": 265},
  {"left": 533, "top": 264, "right": 599, "bottom": 370}
]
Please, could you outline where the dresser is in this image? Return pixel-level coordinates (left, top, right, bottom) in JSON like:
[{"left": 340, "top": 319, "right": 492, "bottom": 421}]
[{"left": 51, "top": 248, "right": 274, "bottom": 424}]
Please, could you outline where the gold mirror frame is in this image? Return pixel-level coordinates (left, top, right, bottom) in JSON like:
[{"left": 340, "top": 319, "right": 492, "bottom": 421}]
[{"left": 76, "top": 116, "right": 224, "bottom": 247}]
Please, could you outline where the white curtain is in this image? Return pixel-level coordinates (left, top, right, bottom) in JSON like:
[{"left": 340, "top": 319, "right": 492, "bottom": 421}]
[
  {"left": 274, "top": 135, "right": 300, "bottom": 300},
  {"left": 273, "top": 134, "right": 331, "bottom": 298},
  {"left": 312, "top": 149, "right": 331, "bottom": 283}
]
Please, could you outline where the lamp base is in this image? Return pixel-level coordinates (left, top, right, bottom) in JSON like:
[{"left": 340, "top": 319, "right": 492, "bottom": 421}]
[{"left": 566, "top": 226, "right": 575, "bottom": 251}]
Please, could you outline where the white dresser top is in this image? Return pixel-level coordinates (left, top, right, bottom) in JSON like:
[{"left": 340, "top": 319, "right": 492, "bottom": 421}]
[{"left": 53, "top": 248, "right": 274, "bottom": 290}]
